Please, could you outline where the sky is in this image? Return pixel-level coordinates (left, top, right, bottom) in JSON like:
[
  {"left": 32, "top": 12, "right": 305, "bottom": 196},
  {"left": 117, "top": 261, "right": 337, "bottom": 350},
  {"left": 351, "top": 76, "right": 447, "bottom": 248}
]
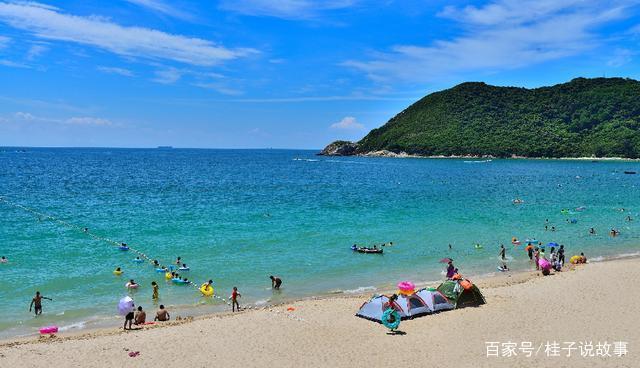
[{"left": 0, "top": 0, "right": 640, "bottom": 148}]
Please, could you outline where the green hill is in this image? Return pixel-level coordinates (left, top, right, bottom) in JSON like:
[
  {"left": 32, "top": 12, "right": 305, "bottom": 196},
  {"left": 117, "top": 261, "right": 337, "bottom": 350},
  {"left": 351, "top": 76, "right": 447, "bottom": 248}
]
[{"left": 322, "top": 78, "right": 640, "bottom": 158}]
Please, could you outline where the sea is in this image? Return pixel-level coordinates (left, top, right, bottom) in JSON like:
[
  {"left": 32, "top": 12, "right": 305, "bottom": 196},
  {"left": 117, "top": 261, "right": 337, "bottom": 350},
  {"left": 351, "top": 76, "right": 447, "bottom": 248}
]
[{"left": 1, "top": 148, "right": 639, "bottom": 338}]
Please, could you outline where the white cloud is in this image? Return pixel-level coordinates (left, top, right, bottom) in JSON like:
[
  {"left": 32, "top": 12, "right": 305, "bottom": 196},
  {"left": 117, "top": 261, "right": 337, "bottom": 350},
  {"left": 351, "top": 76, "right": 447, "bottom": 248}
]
[
  {"left": 26, "top": 43, "right": 48, "bottom": 60},
  {"left": 66, "top": 117, "right": 112, "bottom": 126},
  {"left": 219, "top": 0, "right": 357, "bottom": 19},
  {"left": 97, "top": 66, "right": 135, "bottom": 77},
  {"left": 0, "top": 59, "right": 30, "bottom": 68},
  {"left": 0, "top": 35, "right": 9, "bottom": 48},
  {"left": 153, "top": 67, "right": 182, "bottom": 84},
  {"left": 344, "top": 0, "right": 634, "bottom": 82},
  {"left": 607, "top": 48, "right": 635, "bottom": 67},
  {"left": 0, "top": 1, "right": 256, "bottom": 66},
  {"left": 12, "top": 111, "right": 112, "bottom": 126},
  {"left": 124, "top": 0, "right": 193, "bottom": 21},
  {"left": 330, "top": 116, "right": 364, "bottom": 130}
]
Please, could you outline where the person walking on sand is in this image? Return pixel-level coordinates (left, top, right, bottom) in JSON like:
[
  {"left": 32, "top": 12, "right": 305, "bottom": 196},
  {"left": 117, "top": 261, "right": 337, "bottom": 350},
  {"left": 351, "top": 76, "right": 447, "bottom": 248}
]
[
  {"left": 270, "top": 275, "right": 282, "bottom": 289},
  {"left": 231, "top": 287, "right": 241, "bottom": 312},
  {"left": 499, "top": 244, "right": 506, "bottom": 261},
  {"left": 152, "top": 281, "right": 159, "bottom": 300},
  {"left": 29, "top": 291, "right": 52, "bottom": 316}
]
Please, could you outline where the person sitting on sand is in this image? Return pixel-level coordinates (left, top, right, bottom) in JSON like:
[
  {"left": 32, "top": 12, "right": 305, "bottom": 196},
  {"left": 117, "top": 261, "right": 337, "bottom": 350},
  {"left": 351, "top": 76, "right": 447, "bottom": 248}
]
[
  {"left": 270, "top": 275, "right": 282, "bottom": 289},
  {"left": 580, "top": 252, "right": 587, "bottom": 263},
  {"left": 0, "top": 256, "right": 7, "bottom": 263},
  {"left": 155, "top": 305, "right": 170, "bottom": 321},
  {"left": 29, "top": 291, "right": 52, "bottom": 316},
  {"left": 231, "top": 287, "right": 241, "bottom": 312},
  {"left": 134, "top": 306, "right": 146, "bottom": 325}
]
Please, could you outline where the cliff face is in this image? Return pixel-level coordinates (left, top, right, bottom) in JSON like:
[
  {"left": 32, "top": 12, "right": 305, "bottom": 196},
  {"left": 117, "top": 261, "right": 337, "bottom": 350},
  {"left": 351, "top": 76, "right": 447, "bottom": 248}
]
[
  {"left": 321, "top": 77, "right": 640, "bottom": 158},
  {"left": 318, "top": 140, "right": 358, "bottom": 156}
]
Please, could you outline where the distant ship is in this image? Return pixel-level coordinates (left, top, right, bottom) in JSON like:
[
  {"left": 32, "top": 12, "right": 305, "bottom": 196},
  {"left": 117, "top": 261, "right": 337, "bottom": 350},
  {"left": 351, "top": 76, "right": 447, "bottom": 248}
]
[{"left": 157, "top": 146, "right": 173, "bottom": 149}]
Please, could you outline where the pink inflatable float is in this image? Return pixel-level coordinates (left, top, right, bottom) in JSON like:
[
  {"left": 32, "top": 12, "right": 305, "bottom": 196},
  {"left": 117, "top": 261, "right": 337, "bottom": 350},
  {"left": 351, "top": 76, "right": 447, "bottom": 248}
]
[
  {"left": 397, "top": 281, "right": 415, "bottom": 295},
  {"left": 39, "top": 326, "right": 58, "bottom": 334},
  {"left": 538, "top": 258, "right": 551, "bottom": 270}
]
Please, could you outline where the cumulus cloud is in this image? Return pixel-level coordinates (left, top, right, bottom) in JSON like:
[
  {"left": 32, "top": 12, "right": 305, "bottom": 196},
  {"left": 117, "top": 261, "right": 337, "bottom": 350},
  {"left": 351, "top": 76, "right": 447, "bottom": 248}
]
[
  {"left": 97, "top": 66, "right": 135, "bottom": 77},
  {"left": 219, "top": 0, "right": 357, "bottom": 19},
  {"left": 330, "top": 116, "right": 364, "bottom": 130},
  {"left": 0, "top": 1, "right": 256, "bottom": 66},
  {"left": 344, "top": 0, "right": 635, "bottom": 82}
]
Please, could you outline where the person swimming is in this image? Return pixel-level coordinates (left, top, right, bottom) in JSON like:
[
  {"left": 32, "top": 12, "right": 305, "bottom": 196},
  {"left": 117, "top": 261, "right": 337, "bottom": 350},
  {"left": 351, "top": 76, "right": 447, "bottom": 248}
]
[
  {"left": 589, "top": 227, "right": 596, "bottom": 235},
  {"left": 0, "top": 256, "right": 7, "bottom": 263}
]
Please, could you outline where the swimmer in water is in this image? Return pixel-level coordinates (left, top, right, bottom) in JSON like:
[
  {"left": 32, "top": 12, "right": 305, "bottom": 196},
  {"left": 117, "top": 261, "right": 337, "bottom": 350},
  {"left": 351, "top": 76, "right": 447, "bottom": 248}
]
[
  {"left": 0, "top": 256, "right": 7, "bottom": 263},
  {"left": 589, "top": 227, "right": 596, "bottom": 235},
  {"left": 175, "top": 257, "right": 181, "bottom": 266},
  {"left": 29, "top": 291, "right": 52, "bottom": 316}
]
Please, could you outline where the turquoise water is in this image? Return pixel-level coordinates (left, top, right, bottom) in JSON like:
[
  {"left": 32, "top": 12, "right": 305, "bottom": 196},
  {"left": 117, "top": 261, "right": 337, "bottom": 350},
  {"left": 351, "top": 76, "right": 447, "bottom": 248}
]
[{"left": 1, "top": 148, "right": 640, "bottom": 338}]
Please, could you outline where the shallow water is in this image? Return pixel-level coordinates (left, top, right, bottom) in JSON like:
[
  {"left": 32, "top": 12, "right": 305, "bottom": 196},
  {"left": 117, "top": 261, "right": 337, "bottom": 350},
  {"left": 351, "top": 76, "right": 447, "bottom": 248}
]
[{"left": 1, "top": 148, "right": 639, "bottom": 338}]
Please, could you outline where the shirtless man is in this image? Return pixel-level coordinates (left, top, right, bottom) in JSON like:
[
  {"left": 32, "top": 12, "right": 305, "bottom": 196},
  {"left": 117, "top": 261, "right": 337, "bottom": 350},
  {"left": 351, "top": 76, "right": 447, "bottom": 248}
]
[
  {"left": 155, "top": 305, "right": 170, "bottom": 321},
  {"left": 134, "top": 306, "right": 146, "bottom": 325},
  {"left": 29, "top": 291, "right": 52, "bottom": 316}
]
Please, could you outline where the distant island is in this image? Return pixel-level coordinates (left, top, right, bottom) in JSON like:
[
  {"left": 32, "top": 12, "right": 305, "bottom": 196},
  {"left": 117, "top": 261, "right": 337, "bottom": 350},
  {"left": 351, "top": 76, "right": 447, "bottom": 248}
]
[{"left": 320, "top": 77, "right": 640, "bottom": 158}]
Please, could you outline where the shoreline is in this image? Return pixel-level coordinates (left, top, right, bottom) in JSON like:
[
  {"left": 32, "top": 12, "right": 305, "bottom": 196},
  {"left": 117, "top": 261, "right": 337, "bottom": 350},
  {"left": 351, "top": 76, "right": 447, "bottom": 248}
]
[
  {"left": 322, "top": 150, "right": 640, "bottom": 161},
  {"left": 1, "top": 257, "right": 637, "bottom": 368},
  {"left": 3, "top": 250, "right": 638, "bottom": 347}
]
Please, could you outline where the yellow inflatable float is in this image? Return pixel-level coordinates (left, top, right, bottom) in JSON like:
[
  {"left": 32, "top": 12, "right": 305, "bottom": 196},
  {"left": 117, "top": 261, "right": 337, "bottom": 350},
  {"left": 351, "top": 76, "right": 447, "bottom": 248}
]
[
  {"left": 113, "top": 268, "right": 123, "bottom": 276},
  {"left": 165, "top": 272, "right": 172, "bottom": 280},
  {"left": 200, "top": 283, "right": 214, "bottom": 297},
  {"left": 570, "top": 255, "right": 582, "bottom": 264}
]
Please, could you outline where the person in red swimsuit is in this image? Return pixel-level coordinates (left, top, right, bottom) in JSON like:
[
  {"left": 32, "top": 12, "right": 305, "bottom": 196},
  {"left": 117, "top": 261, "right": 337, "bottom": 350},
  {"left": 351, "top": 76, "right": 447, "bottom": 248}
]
[{"left": 231, "top": 287, "right": 241, "bottom": 312}]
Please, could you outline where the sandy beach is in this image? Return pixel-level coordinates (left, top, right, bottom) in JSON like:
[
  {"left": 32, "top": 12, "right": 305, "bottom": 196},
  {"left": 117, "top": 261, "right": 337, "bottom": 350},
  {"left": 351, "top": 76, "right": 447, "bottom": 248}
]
[{"left": 1, "top": 258, "right": 637, "bottom": 368}]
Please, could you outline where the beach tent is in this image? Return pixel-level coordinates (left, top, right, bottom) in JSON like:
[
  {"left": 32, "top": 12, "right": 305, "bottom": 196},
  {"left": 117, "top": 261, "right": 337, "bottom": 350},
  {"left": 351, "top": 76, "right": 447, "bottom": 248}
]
[
  {"left": 414, "top": 288, "right": 455, "bottom": 312},
  {"left": 436, "top": 280, "right": 486, "bottom": 308},
  {"left": 356, "top": 292, "right": 437, "bottom": 322}
]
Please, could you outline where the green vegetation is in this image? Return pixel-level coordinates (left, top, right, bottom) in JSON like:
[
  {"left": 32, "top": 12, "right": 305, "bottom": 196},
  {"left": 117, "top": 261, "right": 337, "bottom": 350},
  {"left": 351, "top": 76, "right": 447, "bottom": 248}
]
[{"left": 355, "top": 77, "right": 640, "bottom": 158}]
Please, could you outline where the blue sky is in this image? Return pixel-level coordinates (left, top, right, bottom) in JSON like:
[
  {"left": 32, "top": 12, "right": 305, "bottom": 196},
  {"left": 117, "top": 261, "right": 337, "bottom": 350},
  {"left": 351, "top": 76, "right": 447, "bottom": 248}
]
[{"left": 0, "top": 0, "right": 639, "bottom": 148}]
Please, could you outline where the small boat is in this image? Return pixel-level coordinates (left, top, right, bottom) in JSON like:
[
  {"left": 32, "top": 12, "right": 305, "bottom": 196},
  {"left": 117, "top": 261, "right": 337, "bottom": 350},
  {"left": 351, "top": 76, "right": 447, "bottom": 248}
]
[
  {"left": 357, "top": 248, "right": 383, "bottom": 254},
  {"left": 624, "top": 171, "right": 636, "bottom": 175}
]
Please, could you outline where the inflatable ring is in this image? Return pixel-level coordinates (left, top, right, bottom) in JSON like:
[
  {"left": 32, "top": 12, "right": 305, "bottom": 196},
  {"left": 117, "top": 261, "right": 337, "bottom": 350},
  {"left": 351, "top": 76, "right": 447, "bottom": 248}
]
[
  {"left": 126, "top": 283, "right": 138, "bottom": 289},
  {"left": 381, "top": 308, "right": 401, "bottom": 330},
  {"left": 200, "top": 284, "right": 214, "bottom": 297},
  {"left": 474, "top": 244, "right": 483, "bottom": 249},
  {"left": 178, "top": 267, "right": 190, "bottom": 271},
  {"left": 165, "top": 272, "right": 172, "bottom": 280},
  {"left": 133, "top": 259, "right": 144, "bottom": 263},
  {"left": 172, "top": 278, "right": 189, "bottom": 284},
  {"left": 113, "top": 270, "right": 123, "bottom": 276}
]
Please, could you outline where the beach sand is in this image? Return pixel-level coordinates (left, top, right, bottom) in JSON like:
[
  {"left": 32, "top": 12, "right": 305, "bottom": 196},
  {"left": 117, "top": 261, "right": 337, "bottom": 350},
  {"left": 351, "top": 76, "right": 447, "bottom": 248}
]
[{"left": 1, "top": 258, "right": 638, "bottom": 368}]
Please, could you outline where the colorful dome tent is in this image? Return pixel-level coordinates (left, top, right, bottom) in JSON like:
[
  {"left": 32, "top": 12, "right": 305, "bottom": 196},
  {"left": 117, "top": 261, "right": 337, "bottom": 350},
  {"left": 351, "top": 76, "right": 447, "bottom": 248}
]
[
  {"left": 355, "top": 289, "right": 453, "bottom": 323},
  {"left": 436, "top": 279, "right": 486, "bottom": 308}
]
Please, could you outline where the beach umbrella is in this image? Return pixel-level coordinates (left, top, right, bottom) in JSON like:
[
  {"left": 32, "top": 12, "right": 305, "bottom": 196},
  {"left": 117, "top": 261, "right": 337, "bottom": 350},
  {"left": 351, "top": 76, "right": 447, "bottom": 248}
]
[
  {"left": 439, "top": 258, "right": 453, "bottom": 263},
  {"left": 118, "top": 296, "right": 134, "bottom": 316}
]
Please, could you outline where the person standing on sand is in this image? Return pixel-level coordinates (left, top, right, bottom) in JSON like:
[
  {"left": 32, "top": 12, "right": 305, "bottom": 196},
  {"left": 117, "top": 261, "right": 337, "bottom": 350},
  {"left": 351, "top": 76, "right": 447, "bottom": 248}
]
[
  {"left": 152, "top": 281, "right": 159, "bottom": 300},
  {"left": 499, "top": 244, "right": 506, "bottom": 261},
  {"left": 270, "top": 275, "right": 282, "bottom": 289},
  {"left": 231, "top": 287, "right": 241, "bottom": 312},
  {"left": 446, "top": 261, "right": 456, "bottom": 279},
  {"left": 558, "top": 245, "right": 565, "bottom": 266},
  {"left": 29, "top": 291, "right": 52, "bottom": 316}
]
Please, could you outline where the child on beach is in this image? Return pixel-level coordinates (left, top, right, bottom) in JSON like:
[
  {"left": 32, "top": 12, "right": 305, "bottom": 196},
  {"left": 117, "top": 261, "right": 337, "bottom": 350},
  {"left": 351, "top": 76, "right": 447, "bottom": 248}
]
[{"left": 231, "top": 287, "right": 241, "bottom": 312}]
